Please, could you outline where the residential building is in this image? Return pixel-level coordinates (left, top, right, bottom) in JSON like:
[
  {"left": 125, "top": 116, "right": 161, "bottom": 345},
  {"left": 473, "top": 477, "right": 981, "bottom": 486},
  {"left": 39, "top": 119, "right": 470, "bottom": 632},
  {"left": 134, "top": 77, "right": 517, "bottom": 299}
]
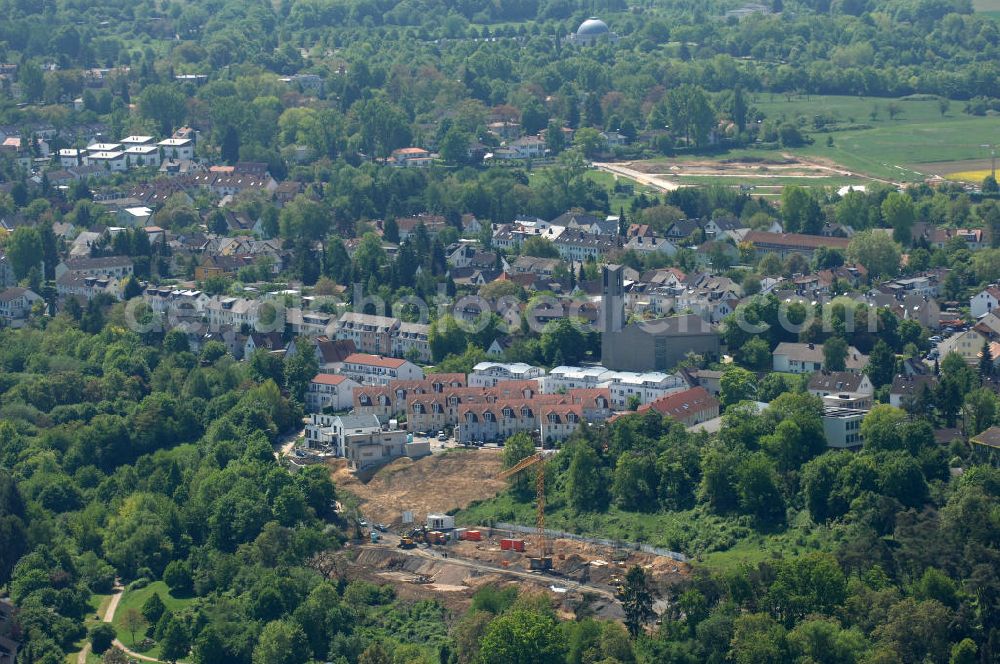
[
  {"left": 303, "top": 413, "right": 383, "bottom": 457},
  {"left": 606, "top": 371, "right": 689, "bottom": 409},
  {"left": 807, "top": 371, "right": 874, "bottom": 400},
  {"left": 972, "top": 286, "right": 1000, "bottom": 319},
  {"left": 553, "top": 229, "right": 619, "bottom": 262},
  {"left": 58, "top": 148, "right": 84, "bottom": 168},
  {"left": 390, "top": 147, "right": 433, "bottom": 167},
  {"left": 889, "top": 374, "right": 939, "bottom": 408},
  {"left": 158, "top": 137, "right": 195, "bottom": 160},
  {"left": 205, "top": 296, "right": 285, "bottom": 332},
  {"left": 822, "top": 407, "right": 866, "bottom": 449},
  {"left": 937, "top": 328, "right": 988, "bottom": 366},
  {"left": 56, "top": 256, "right": 134, "bottom": 280},
  {"left": 124, "top": 144, "right": 161, "bottom": 167},
  {"left": 56, "top": 273, "right": 121, "bottom": 302},
  {"left": 772, "top": 342, "right": 867, "bottom": 374},
  {"left": 87, "top": 150, "right": 128, "bottom": 172},
  {"left": 345, "top": 428, "right": 410, "bottom": 470},
  {"left": 543, "top": 365, "right": 613, "bottom": 393},
  {"left": 0, "top": 287, "right": 41, "bottom": 327},
  {"left": 339, "top": 353, "right": 424, "bottom": 386},
  {"left": 312, "top": 336, "right": 356, "bottom": 371},
  {"left": 970, "top": 426, "right": 1000, "bottom": 466},
  {"left": 334, "top": 312, "right": 431, "bottom": 362},
  {"left": 637, "top": 386, "right": 720, "bottom": 427},
  {"left": 306, "top": 373, "right": 360, "bottom": 413},
  {"left": 468, "top": 362, "right": 545, "bottom": 388},
  {"left": 744, "top": 231, "right": 850, "bottom": 259}
]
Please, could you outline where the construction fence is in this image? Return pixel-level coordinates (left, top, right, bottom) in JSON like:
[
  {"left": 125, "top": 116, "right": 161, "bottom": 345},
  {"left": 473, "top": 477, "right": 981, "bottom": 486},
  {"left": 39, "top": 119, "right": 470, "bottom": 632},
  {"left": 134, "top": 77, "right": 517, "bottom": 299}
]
[{"left": 493, "top": 522, "right": 689, "bottom": 563}]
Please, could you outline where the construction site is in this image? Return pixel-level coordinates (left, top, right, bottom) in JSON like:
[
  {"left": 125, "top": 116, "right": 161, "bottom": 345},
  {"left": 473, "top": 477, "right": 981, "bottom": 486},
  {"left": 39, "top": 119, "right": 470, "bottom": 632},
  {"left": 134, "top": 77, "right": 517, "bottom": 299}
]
[{"left": 327, "top": 450, "right": 691, "bottom": 617}]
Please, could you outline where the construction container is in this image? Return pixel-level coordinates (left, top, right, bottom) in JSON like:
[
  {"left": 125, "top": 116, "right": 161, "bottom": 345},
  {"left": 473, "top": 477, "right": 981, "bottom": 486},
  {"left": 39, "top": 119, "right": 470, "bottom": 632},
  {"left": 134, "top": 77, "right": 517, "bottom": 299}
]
[
  {"left": 464, "top": 529, "right": 482, "bottom": 542},
  {"left": 501, "top": 538, "right": 526, "bottom": 552},
  {"left": 452, "top": 528, "right": 467, "bottom": 541}
]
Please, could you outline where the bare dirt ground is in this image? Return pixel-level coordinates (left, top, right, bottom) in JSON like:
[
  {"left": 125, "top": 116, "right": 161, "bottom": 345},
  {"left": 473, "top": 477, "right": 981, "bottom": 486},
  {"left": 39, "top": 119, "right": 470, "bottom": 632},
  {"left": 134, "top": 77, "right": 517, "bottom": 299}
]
[
  {"left": 329, "top": 449, "right": 507, "bottom": 525},
  {"left": 910, "top": 158, "right": 996, "bottom": 177},
  {"left": 615, "top": 153, "right": 888, "bottom": 184},
  {"left": 344, "top": 536, "right": 689, "bottom": 620}
]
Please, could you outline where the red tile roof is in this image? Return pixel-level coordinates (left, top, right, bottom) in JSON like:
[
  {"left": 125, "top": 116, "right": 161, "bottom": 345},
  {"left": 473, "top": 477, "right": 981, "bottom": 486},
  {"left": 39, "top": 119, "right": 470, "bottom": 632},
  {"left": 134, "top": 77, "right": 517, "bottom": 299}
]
[
  {"left": 344, "top": 353, "right": 408, "bottom": 369},
  {"left": 311, "top": 373, "right": 349, "bottom": 386},
  {"left": 639, "top": 386, "right": 719, "bottom": 419}
]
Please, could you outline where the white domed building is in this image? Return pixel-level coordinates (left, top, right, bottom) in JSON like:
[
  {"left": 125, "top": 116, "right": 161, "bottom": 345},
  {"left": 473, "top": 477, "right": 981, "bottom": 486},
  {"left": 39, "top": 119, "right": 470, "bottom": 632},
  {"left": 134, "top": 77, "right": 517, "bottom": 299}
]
[{"left": 566, "top": 17, "right": 619, "bottom": 46}]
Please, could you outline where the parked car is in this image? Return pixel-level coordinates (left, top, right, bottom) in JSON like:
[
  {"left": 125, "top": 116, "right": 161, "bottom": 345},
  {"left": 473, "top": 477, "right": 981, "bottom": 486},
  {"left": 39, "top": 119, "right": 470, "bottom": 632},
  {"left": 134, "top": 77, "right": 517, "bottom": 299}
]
[{"left": 437, "top": 431, "right": 447, "bottom": 441}]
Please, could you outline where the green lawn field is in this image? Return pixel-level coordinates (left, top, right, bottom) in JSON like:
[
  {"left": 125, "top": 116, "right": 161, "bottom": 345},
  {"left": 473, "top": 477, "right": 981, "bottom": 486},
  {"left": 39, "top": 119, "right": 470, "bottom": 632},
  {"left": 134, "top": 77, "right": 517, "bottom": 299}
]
[
  {"left": 752, "top": 94, "right": 1000, "bottom": 180},
  {"left": 111, "top": 581, "right": 195, "bottom": 661},
  {"left": 457, "top": 491, "right": 841, "bottom": 572}
]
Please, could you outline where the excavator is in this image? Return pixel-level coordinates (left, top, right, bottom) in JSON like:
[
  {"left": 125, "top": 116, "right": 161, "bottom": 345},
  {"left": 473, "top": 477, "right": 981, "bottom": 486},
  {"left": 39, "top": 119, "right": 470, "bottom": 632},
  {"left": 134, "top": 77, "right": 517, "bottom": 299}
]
[{"left": 497, "top": 452, "right": 552, "bottom": 571}]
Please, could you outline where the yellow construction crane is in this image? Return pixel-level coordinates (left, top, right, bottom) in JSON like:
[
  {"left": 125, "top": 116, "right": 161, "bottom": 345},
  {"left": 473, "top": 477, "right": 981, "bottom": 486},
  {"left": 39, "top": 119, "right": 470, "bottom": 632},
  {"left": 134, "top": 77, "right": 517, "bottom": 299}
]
[{"left": 497, "top": 452, "right": 551, "bottom": 570}]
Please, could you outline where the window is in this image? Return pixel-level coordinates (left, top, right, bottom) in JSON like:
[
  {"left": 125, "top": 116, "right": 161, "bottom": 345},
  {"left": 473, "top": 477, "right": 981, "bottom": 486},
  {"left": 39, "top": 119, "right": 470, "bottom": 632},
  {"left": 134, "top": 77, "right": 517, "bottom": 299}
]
[
  {"left": 503, "top": 407, "right": 514, "bottom": 419},
  {"left": 484, "top": 411, "right": 496, "bottom": 423}
]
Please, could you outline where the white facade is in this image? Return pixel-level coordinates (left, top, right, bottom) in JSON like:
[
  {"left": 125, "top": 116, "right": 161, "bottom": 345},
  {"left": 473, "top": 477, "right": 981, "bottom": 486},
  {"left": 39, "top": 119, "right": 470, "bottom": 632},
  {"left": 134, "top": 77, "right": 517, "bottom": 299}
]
[
  {"left": 88, "top": 151, "right": 127, "bottom": 172},
  {"left": 605, "top": 371, "right": 688, "bottom": 410},
  {"left": 305, "top": 374, "right": 359, "bottom": 413},
  {"left": 543, "top": 365, "right": 614, "bottom": 393},
  {"left": 158, "top": 138, "right": 195, "bottom": 160},
  {"left": 971, "top": 287, "right": 1000, "bottom": 319},
  {"left": 339, "top": 354, "right": 424, "bottom": 386},
  {"left": 58, "top": 149, "right": 83, "bottom": 168},
  {"left": 125, "top": 145, "right": 161, "bottom": 167},
  {"left": 468, "top": 362, "right": 545, "bottom": 388},
  {"left": 822, "top": 407, "right": 866, "bottom": 449}
]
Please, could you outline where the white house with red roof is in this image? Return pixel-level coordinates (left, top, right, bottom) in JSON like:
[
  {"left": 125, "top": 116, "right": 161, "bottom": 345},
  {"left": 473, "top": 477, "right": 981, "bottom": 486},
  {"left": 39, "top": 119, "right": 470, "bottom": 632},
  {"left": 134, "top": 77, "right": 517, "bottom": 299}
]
[
  {"left": 305, "top": 373, "right": 360, "bottom": 413},
  {"left": 389, "top": 147, "right": 433, "bottom": 167},
  {"left": 638, "top": 386, "right": 720, "bottom": 427},
  {"left": 972, "top": 285, "right": 1000, "bottom": 320},
  {"left": 339, "top": 353, "right": 424, "bottom": 386}
]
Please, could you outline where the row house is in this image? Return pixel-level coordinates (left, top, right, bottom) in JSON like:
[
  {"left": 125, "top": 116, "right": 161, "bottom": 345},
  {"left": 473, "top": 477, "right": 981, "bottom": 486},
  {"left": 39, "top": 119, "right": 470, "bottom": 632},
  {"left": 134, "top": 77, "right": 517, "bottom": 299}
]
[
  {"left": 353, "top": 374, "right": 469, "bottom": 420},
  {"left": 286, "top": 308, "right": 335, "bottom": 338},
  {"left": 339, "top": 353, "right": 424, "bottom": 386},
  {"left": 407, "top": 382, "right": 543, "bottom": 433},
  {"left": 606, "top": 371, "right": 689, "bottom": 409},
  {"left": 623, "top": 234, "right": 677, "bottom": 257},
  {"left": 637, "top": 386, "right": 720, "bottom": 427},
  {"left": 312, "top": 336, "right": 357, "bottom": 372},
  {"left": 468, "top": 361, "right": 545, "bottom": 388},
  {"left": 743, "top": 231, "right": 850, "bottom": 260},
  {"left": 456, "top": 396, "right": 580, "bottom": 445},
  {"left": 552, "top": 211, "right": 618, "bottom": 236},
  {"left": 773, "top": 342, "right": 867, "bottom": 374},
  {"left": 56, "top": 255, "right": 134, "bottom": 280},
  {"left": 553, "top": 229, "right": 620, "bottom": 262},
  {"left": 143, "top": 287, "right": 208, "bottom": 316},
  {"left": 56, "top": 273, "right": 120, "bottom": 302},
  {"left": 334, "top": 312, "right": 431, "bottom": 362},
  {"left": 396, "top": 214, "right": 447, "bottom": 241},
  {"left": 204, "top": 296, "right": 285, "bottom": 332}
]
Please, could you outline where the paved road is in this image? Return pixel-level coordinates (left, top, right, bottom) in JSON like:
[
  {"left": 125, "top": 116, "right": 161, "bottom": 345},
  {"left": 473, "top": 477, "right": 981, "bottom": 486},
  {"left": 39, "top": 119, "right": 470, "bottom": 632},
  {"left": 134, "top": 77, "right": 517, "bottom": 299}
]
[{"left": 592, "top": 161, "right": 681, "bottom": 191}]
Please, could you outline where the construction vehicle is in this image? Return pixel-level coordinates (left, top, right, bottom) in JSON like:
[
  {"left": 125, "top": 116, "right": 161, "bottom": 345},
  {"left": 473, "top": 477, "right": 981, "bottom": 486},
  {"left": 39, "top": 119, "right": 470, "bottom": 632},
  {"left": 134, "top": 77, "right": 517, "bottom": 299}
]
[
  {"left": 497, "top": 452, "right": 552, "bottom": 571},
  {"left": 398, "top": 536, "right": 416, "bottom": 549}
]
